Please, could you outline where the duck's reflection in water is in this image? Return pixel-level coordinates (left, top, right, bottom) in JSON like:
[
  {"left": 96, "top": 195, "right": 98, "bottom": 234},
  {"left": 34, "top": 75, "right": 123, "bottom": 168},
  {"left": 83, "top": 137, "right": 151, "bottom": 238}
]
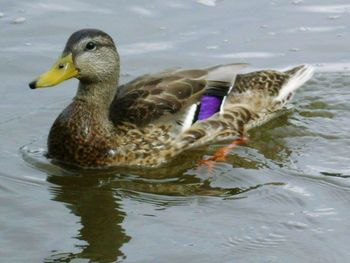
[
  {"left": 44, "top": 158, "right": 252, "bottom": 262},
  {"left": 46, "top": 172, "right": 130, "bottom": 262}
]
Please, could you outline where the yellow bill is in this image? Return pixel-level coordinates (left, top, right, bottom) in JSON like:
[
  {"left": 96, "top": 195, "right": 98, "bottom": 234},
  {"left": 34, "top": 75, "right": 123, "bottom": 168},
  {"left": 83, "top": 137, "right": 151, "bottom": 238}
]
[{"left": 29, "top": 54, "right": 79, "bottom": 89}]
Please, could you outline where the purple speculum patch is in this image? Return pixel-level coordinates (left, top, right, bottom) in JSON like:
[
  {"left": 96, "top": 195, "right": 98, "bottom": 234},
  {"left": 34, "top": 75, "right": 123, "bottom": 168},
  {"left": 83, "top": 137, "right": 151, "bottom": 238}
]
[{"left": 197, "top": 95, "right": 223, "bottom": 120}]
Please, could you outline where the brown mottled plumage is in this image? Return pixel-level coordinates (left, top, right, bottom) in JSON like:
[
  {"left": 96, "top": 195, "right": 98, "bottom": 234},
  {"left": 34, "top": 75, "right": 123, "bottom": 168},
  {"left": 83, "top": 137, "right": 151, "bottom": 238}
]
[{"left": 29, "top": 29, "right": 314, "bottom": 168}]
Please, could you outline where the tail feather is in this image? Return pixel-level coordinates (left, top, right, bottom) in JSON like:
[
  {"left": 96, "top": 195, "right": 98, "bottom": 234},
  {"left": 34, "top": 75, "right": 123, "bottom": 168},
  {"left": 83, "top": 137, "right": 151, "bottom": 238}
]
[{"left": 275, "top": 65, "right": 314, "bottom": 102}]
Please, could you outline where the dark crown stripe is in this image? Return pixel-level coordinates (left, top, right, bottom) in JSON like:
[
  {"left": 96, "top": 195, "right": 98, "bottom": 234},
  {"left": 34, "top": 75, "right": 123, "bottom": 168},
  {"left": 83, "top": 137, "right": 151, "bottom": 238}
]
[{"left": 63, "top": 29, "right": 114, "bottom": 54}]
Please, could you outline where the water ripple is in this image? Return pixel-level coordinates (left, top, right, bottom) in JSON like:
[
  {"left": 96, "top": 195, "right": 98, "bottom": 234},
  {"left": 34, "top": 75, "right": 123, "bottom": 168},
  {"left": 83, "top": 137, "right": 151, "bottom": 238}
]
[{"left": 301, "top": 4, "right": 350, "bottom": 14}]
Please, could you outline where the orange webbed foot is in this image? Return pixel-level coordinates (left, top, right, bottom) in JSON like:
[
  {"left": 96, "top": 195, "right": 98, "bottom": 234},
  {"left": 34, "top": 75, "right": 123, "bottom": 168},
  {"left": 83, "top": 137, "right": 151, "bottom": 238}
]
[{"left": 199, "top": 136, "right": 248, "bottom": 169}]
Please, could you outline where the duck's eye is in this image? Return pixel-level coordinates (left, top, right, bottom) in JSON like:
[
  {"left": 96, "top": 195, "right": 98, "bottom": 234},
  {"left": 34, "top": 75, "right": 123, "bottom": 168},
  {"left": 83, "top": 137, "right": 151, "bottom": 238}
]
[{"left": 85, "top": 41, "right": 96, "bottom": 51}]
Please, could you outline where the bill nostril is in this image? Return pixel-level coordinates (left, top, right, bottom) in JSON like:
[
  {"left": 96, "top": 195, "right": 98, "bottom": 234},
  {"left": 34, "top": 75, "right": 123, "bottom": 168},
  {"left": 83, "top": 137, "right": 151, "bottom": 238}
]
[{"left": 58, "top": 63, "right": 65, "bottom": 69}]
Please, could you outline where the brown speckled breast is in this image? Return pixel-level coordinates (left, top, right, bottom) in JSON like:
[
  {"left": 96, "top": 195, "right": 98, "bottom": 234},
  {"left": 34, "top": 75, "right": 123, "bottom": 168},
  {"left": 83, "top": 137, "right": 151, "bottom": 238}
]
[{"left": 48, "top": 100, "right": 116, "bottom": 167}]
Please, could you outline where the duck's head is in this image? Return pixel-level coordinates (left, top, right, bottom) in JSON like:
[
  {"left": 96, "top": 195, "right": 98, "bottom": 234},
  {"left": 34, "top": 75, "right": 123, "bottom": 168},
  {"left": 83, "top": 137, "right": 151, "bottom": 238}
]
[{"left": 29, "top": 29, "right": 120, "bottom": 89}]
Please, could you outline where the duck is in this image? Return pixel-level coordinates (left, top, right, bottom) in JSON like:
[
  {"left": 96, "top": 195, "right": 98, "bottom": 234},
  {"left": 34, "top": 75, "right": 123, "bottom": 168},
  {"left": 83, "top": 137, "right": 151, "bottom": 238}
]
[{"left": 29, "top": 29, "right": 314, "bottom": 168}]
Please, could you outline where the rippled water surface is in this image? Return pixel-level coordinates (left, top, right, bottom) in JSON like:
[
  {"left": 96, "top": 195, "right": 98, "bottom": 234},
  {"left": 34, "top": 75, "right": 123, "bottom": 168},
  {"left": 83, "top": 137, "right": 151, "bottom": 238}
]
[{"left": 1, "top": 0, "right": 350, "bottom": 262}]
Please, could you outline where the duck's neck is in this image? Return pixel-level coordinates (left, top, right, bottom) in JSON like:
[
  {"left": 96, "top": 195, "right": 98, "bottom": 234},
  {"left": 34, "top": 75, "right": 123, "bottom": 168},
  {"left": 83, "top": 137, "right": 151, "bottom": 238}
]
[{"left": 74, "top": 80, "right": 117, "bottom": 116}]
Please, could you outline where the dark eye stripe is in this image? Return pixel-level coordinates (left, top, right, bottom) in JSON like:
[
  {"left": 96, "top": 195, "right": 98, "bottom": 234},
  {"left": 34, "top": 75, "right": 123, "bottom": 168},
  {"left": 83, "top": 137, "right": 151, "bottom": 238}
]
[
  {"left": 98, "top": 43, "right": 115, "bottom": 48},
  {"left": 85, "top": 43, "right": 114, "bottom": 50}
]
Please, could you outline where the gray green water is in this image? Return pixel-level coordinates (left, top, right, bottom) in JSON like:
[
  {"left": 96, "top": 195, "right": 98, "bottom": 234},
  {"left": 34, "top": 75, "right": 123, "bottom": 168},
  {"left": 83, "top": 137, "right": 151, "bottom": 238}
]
[{"left": 1, "top": 0, "right": 350, "bottom": 262}]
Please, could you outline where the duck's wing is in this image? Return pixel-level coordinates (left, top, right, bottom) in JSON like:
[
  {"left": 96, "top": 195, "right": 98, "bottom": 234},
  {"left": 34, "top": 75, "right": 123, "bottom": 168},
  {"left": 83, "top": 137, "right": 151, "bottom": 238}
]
[
  {"left": 110, "top": 64, "right": 248, "bottom": 127},
  {"left": 173, "top": 65, "right": 314, "bottom": 151}
]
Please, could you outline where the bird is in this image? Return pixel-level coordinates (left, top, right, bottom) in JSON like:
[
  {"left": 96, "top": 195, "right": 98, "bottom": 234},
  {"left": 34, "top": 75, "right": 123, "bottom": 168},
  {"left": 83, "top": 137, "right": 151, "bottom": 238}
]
[{"left": 29, "top": 29, "right": 314, "bottom": 169}]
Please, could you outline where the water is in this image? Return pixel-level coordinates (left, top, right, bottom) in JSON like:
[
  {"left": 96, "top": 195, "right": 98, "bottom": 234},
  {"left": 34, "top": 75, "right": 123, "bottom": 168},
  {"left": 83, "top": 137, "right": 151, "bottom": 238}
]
[{"left": 1, "top": 0, "right": 350, "bottom": 262}]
